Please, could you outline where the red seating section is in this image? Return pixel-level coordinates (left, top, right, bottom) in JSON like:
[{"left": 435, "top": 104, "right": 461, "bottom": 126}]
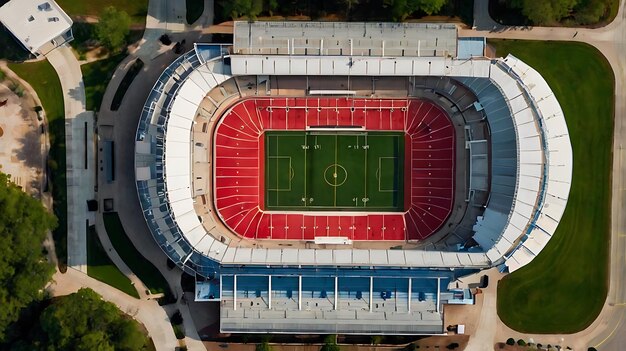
[{"left": 213, "top": 98, "right": 454, "bottom": 241}]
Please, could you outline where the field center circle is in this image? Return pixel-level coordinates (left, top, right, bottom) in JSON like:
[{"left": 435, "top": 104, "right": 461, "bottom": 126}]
[{"left": 324, "top": 164, "right": 348, "bottom": 187}]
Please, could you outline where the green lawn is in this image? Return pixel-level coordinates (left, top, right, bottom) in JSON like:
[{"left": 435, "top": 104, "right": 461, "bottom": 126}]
[
  {"left": 492, "top": 40, "right": 613, "bottom": 333},
  {"left": 87, "top": 225, "right": 139, "bottom": 298},
  {"left": 264, "top": 131, "right": 404, "bottom": 211},
  {"left": 56, "top": 0, "right": 148, "bottom": 25},
  {"left": 186, "top": 0, "right": 204, "bottom": 24},
  {"left": 8, "top": 60, "right": 68, "bottom": 267},
  {"left": 103, "top": 212, "right": 175, "bottom": 304},
  {"left": 488, "top": 0, "right": 619, "bottom": 26},
  {"left": 81, "top": 53, "right": 126, "bottom": 111}
]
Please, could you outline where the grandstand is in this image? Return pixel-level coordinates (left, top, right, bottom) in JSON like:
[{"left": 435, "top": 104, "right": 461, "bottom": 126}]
[{"left": 135, "top": 22, "right": 572, "bottom": 334}]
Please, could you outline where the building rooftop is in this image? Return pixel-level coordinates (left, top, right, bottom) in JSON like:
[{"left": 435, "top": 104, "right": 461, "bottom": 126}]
[
  {"left": 233, "top": 21, "right": 457, "bottom": 57},
  {"left": 0, "top": 0, "right": 72, "bottom": 55}
]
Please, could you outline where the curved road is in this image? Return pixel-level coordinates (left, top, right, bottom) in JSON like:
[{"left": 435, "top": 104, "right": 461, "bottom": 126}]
[{"left": 463, "top": 1, "right": 626, "bottom": 350}]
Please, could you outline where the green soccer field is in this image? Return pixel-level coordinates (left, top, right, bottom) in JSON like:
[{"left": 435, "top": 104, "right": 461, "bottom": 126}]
[{"left": 264, "top": 131, "right": 405, "bottom": 211}]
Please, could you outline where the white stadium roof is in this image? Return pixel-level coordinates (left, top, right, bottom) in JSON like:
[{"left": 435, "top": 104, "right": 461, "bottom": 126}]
[
  {"left": 137, "top": 56, "right": 570, "bottom": 272},
  {"left": 233, "top": 21, "right": 457, "bottom": 57},
  {"left": 136, "top": 23, "right": 572, "bottom": 277}
]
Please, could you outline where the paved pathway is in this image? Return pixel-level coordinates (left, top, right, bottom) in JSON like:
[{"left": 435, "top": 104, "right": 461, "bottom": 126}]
[
  {"left": 42, "top": 1, "right": 207, "bottom": 349},
  {"left": 46, "top": 44, "right": 95, "bottom": 274},
  {"left": 461, "top": 1, "right": 626, "bottom": 349},
  {"left": 89, "top": 0, "right": 213, "bottom": 349},
  {"left": 47, "top": 268, "right": 178, "bottom": 350}
]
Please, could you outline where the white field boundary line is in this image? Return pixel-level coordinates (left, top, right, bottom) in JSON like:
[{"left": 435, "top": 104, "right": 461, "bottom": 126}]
[
  {"left": 266, "top": 156, "right": 292, "bottom": 191},
  {"left": 378, "top": 156, "right": 399, "bottom": 192}
]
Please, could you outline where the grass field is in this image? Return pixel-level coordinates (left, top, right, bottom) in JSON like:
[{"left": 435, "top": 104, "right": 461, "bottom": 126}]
[
  {"left": 81, "top": 53, "right": 126, "bottom": 111},
  {"left": 264, "top": 131, "right": 404, "bottom": 211},
  {"left": 103, "top": 212, "right": 174, "bottom": 304},
  {"left": 56, "top": 0, "right": 148, "bottom": 25},
  {"left": 8, "top": 60, "right": 68, "bottom": 267},
  {"left": 87, "top": 225, "right": 139, "bottom": 298},
  {"left": 492, "top": 40, "right": 613, "bottom": 333}
]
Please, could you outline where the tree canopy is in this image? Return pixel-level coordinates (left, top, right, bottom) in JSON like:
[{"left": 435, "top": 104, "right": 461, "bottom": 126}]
[
  {"left": 508, "top": 0, "right": 611, "bottom": 25},
  {"left": 95, "top": 6, "right": 132, "bottom": 52},
  {"left": 219, "top": 0, "right": 449, "bottom": 21},
  {"left": 0, "top": 172, "right": 56, "bottom": 341},
  {"left": 385, "top": 0, "right": 447, "bottom": 21},
  {"left": 5, "top": 288, "right": 150, "bottom": 350}
]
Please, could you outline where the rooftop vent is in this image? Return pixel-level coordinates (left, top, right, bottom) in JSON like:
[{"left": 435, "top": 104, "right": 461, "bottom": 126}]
[
  {"left": 37, "top": 2, "right": 51, "bottom": 11},
  {"left": 28, "top": 15, "right": 35, "bottom": 22},
  {"left": 48, "top": 17, "right": 59, "bottom": 22}
]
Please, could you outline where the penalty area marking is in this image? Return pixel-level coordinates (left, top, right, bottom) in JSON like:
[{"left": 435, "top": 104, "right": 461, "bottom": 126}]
[
  {"left": 378, "top": 156, "right": 398, "bottom": 192},
  {"left": 267, "top": 156, "right": 293, "bottom": 191}
]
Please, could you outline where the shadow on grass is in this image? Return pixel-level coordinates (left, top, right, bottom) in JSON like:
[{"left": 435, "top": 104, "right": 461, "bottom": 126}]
[
  {"left": 87, "top": 224, "right": 140, "bottom": 298},
  {"left": 81, "top": 53, "right": 127, "bottom": 111},
  {"left": 103, "top": 212, "right": 175, "bottom": 305}
]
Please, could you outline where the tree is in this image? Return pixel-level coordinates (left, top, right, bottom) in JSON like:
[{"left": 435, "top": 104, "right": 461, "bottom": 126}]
[
  {"left": 0, "top": 171, "right": 56, "bottom": 341},
  {"left": 256, "top": 341, "right": 273, "bottom": 351},
  {"left": 574, "top": 0, "right": 608, "bottom": 24},
  {"left": 384, "top": 0, "right": 448, "bottom": 21},
  {"left": 517, "top": 339, "right": 527, "bottom": 346},
  {"left": 321, "top": 334, "right": 340, "bottom": 351},
  {"left": 320, "top": 342, "right": 340, "bottom": 351},
  {"left": 343, "top": 0, "right": 360, "bottom": 17},
  {"left": 221, "top": 0, "right": 264, "bottom": 20},
  {"left": 509, "top": 0, "right": 577, "bottom": 25},
  {"left": 95, "top": 6, "right": 131, "bottom": 52},
  {"left": 370, "top": 335, "right": 383, "bottom": 345},
  {"left": 36, "top": 288, "right": 149, "bottom": 350},
  {"left": 506, "top": 338, "right": 516, "bottom": 345}
]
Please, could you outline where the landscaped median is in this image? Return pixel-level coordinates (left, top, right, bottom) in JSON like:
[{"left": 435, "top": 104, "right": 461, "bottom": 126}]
[
  {"left": 81, "top": 53, "right": 126, "bottom": 111},
  {"left": 87, "top": 225, "right": 139, "bottom": 298},
  {"left": 103, "top": 212, "right": 175, "bottom": 304},
  {"left": 491, "top": 40, "right": 613, "bottom": 333}
]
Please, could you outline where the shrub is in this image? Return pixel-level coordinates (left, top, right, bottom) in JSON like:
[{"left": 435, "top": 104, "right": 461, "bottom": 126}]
[
  {"left": 518, "top": 339, "right": 527, "bottom": 346},
  {"left": 172, "top": 323, "right": 185, "bottom": 339},
  {"left": 371, "top": 335, "right": 383, "bottom": 345},
  {"left": 256, "top": 341, "right": 273, "bottom": 351},
  {"left": 171, "top": 310, "right": 183, "bottom": 325},
  {"left": 95, "top": 6, "right": 131, "bottom": 52},
  {"left": 446, "top": 342, "right": 460, "bottom": 350},
  {"left": 506, "top": 338, "right": 516, "bottom": 345}
]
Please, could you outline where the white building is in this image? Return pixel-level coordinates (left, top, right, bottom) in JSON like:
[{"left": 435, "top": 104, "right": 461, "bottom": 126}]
[{"left": 0, "top": 0, "right": 73, "bottom": 56}]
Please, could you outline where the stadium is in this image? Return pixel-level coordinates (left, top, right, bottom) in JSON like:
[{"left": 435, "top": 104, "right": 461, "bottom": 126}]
[{"left": 135, "top": 22, "right": 572, "bottom": 334}]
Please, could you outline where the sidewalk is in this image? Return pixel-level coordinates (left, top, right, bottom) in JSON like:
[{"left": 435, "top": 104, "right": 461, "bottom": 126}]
[
  {"left": 47, "top": 268, "right": 178, "bottom": 350},
  {"left": 46, "top": 44, "right": 95, "bottom": 274}
]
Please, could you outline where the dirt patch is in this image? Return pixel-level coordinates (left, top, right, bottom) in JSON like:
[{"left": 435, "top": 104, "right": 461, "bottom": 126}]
[{"left": 0, "top": 81, "right": 42, "bottom": 194}]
